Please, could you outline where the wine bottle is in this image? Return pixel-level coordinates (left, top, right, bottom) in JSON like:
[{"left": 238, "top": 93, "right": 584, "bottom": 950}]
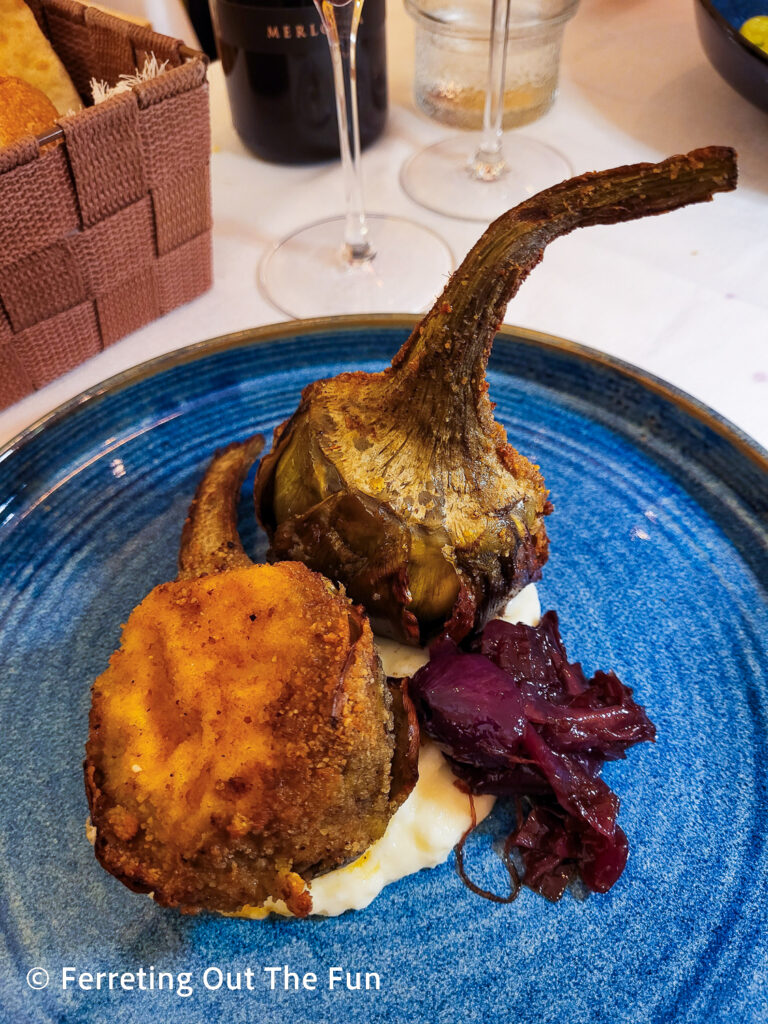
[{"left": 210, "top": 0, "right": 388, "bottom": 165}]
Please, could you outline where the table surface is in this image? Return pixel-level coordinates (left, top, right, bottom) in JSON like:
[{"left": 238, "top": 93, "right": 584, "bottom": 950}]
[{"left": 1, "top": 0, "right": 766, "bottom": 451}]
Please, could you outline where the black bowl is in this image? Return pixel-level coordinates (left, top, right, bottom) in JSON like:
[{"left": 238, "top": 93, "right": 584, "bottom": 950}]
[{"left": 694, "top": 0, "right": 768, "bottom": 113}]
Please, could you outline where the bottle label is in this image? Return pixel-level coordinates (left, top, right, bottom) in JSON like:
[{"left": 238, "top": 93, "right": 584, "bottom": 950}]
[{"left": 212, "top": 0, "right": 385, "bottom": 52}]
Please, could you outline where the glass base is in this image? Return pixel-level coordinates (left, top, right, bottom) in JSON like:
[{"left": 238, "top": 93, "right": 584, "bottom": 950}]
[
  {"left": 259, "top": 214, "right": 455, "bottom": 319},
  {"left": 401, "top": 134, "right": 572, "bottom": 222}
]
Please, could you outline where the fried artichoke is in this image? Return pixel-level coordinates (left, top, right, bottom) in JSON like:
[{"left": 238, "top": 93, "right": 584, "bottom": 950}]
[
  {"left": 85, "top": 437, "right": 418, "bottom": 917},
  {"left": 255, "top": 147, "right": 738, "bottom": 645}
]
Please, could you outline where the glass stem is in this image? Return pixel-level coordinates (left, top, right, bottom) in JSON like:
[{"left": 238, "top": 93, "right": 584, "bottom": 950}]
[
  {"left": 317, "top": 0, "right": 373, "bottom": 264},
  {"left": 469, "top": 0, "right": 511, "bottom": 182}
]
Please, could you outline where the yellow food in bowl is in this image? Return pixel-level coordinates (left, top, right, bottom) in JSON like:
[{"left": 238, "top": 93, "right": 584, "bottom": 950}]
[{"left": 740, "top": 15, "right": 768, "bottom": 53}]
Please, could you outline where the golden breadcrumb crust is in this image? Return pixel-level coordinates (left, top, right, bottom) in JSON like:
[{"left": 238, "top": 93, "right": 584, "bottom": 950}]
[{"left": 85, "top": 562, "right": 400, "bottom": 916}]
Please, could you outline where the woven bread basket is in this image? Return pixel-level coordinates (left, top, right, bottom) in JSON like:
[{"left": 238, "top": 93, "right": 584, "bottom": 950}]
[{"left": 0, "top": 0, "right": 213, "bottom": 411}]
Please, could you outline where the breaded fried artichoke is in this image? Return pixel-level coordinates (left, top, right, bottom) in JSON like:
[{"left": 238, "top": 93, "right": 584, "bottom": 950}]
[{"left": 85, "top": 438, "right": 418, "bottom": 916}]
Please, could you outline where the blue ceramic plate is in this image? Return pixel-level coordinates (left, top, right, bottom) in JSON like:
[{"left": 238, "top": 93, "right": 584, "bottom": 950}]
[{"left": 1, "top": 317, "right": 767, "bottom": 1024}]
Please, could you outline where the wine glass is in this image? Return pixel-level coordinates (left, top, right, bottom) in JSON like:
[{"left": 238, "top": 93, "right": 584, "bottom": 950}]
[
  {"left": 401, "top": 0, "right": 575, "bottom": 222},
  {"left": 259, "top": 0, "right": 454, "bottom": 318}
]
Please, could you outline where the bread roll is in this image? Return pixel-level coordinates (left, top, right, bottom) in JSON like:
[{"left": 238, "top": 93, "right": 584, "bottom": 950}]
[{"left": 0, "top": 74, "right": 58, "bottom": 146}]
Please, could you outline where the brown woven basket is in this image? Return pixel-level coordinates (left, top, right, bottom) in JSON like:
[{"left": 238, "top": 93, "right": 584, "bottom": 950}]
[{"left": 0, "top": 0, "right": 213, "bottom": 411}]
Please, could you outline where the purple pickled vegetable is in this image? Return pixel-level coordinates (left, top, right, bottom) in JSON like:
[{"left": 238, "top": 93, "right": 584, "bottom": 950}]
[
  {"left": 410, "top": 611, "right": 655, "bottom": 900},
  {"left": 525, "top": 670, "right": 656, "bottom": 760},
  {"left": 511, "top": 803, "right": 629, "bottom": 900},
  {"left": 520, "top": 723, "right": 619, "bottom": 838},
  {"left": 479, "top": 614, "right": 589, "bottom": 698},
  {"left": 413, "top": 649, "right": 526, "bottom": 769}
]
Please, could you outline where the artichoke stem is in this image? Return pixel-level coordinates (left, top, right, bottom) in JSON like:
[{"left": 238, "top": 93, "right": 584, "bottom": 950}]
[
  {"left": 390, "top": 147, "right": 737, "bottom": 438},
  {"left": 178, "top": 435, "right": 264, "bottom": 580}
]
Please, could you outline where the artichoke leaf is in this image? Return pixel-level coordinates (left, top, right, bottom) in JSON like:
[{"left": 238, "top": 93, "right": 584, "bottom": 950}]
[
  {"left": 386, "top": 677, "right": 420, "bottom": 808},
  {"left": 271, "top": 487, "right": 422, "bottom": 644}
]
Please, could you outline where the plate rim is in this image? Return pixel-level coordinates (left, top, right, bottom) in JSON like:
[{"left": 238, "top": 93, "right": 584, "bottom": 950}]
[{"left": 2, "top": 314, "right": 766, "bottom": 479}]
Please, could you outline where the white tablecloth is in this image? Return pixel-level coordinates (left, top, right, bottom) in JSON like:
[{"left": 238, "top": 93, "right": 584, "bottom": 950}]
[{"left": 1, "top": 0, "right": 766, "bottom": 449}]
